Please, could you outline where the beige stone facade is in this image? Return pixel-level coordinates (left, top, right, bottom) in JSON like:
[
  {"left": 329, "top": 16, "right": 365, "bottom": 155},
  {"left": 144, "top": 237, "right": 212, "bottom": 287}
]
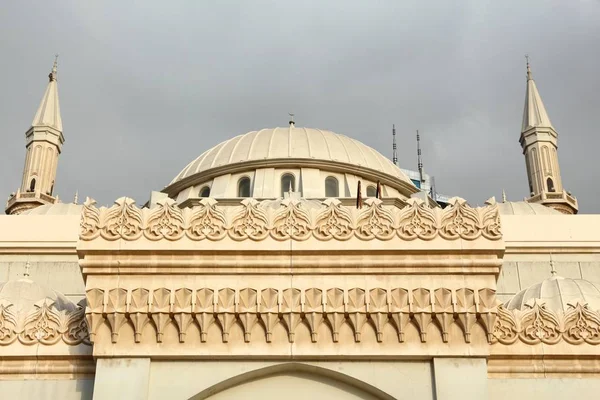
[{"left": 0, "top": 60, "right": 598, "bottom": 399}]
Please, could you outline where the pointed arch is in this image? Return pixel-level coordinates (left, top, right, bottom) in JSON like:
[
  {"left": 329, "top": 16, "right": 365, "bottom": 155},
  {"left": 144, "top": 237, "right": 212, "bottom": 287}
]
[
  {"left": 237, "top": 177, "right": 251, "bottom": 198},
  {"left": 281, "top": 173, "right": 295, "bottom": 197},
  {"left": 547, "top": 177, "right": 555, "bottom": 193},
  {"left": 325, "top": 176, "right": 339, "bottom": 197},
  {"left": 189, "top": 363, "right": 395, "bottom": 400},
  {"left": 199, "top": 186, "right": 211, "bottom": 198}
]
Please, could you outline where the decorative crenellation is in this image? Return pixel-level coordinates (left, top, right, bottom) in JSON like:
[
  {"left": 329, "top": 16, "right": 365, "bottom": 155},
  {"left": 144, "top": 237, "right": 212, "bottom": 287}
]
[
  {"left": 80, "top": 196, "right": 501, "bottom": 242},
  {"left": 0, "top": 299, "right": 89, "bottom": 346},
  {"left": 493, "top": 301, "right": 600, "bottom": 345},
  {"left": 85, "top": 286, "right": 499, "bottom": 345}
]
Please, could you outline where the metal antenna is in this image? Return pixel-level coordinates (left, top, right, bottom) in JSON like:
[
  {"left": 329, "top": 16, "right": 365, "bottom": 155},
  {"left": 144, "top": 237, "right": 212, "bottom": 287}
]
[
  {"left": 417, "top": 130, "right": 424, "bottom": 182},
  {"left": 392, "top": 124, "right": 398, "bottom": 165}
]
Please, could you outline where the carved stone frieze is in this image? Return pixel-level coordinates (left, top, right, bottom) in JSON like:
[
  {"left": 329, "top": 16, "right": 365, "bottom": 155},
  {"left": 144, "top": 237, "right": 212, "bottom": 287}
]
[
  {"left": 84, "top": 286, "right": 499, "bottom": 345},
  {"left": 492, "top": 301, "right": 600, "bottom": 346},
  {"left": 79, "top": 196, "right": 502, "bottom": 242},
  {"left": 0, "top": 299, "right": 90, "bottom": 347}
]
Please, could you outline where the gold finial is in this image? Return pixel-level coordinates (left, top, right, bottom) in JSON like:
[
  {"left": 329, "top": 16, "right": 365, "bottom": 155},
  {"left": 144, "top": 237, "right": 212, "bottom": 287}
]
[
  {"left": 24, "top": 261, "right": 31, "bottom": 277},
  {"left": 288, "top": 113, "right": 295, "bottom": 127}
]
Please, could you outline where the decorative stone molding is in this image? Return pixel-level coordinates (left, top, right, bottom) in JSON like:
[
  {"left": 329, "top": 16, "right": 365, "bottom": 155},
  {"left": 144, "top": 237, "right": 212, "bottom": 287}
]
[
  {"left": 492, "top": 301, "right": 600, "bottom": 345},
  {"left": 0, "top": 299, "right": 90, "bottom": 346},
  {"left": 80, "top": 196, "right": 501, "bottom": 242},
  {"left": 85, "top": 286, "right": 499, "bottom": 345}
]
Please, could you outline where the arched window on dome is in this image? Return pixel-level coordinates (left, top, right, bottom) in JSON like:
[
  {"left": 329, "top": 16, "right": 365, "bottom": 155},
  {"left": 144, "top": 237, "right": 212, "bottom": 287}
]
[
  {"left": 238, "top": 177, "right": 251, "bottom": 197},
  {"left": 29, "top": 178, "right": 36, "bottom": 192},
  {"left": 325, "top": 176, "right": 339, "bottom": 197},
  {"left": 366, "top": 185, "right": 376, "bottom": 197},
  {"left": 199, "top": 186, "right": 210, "bottom": 198},
  {"left": 281, "top": 174, "right": 295, "bottom": 197},
  {"left": 547, "top": 177, "right": 555, "bottom": 193}
]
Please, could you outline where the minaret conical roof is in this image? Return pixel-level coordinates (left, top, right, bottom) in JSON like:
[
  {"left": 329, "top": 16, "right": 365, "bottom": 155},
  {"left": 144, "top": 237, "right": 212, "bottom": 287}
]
[
  {"left": 31, "top": 57, "right": 62, "bottom": 131},
  {"left": 521, "top": 62, "right": 553, "bottom": 132}
]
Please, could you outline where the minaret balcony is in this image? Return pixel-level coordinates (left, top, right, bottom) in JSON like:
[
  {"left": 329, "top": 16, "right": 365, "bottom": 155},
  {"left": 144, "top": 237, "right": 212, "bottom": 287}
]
[
  {"left": 526, "top": 190, "right": 578, "bottom": 214},
  {"left": 5, "top": 189, "right": 56, "bottom": 215}
]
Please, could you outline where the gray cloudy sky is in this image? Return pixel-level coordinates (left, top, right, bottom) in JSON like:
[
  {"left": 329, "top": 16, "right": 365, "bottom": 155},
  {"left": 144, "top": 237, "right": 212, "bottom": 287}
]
[{"left": 1, "top": 1, "right": 599, "bottom": 212}]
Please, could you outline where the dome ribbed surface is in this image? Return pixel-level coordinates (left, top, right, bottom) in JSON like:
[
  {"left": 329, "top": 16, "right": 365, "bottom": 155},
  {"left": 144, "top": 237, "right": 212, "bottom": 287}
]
[
  {"left": 171, "top": 127, "right": 411, "bottom": 184},
  {"left": 506, "top": 276, "right": 600, "bottom": 312},
  {"left": 20, "top": 203, "right": 82, "bottom": 216},
  {"left": 0, "top": 278, "right": 77, "bottom": 314},
  {"left": 497, "top": 201, "right": 561, "bottom": 215}
]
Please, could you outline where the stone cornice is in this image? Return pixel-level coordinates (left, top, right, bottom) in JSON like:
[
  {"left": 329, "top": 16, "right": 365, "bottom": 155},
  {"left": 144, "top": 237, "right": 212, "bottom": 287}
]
[
  {"left": 79, "top": 253, "right": 503, "bottom": 276},
  {"left": 0, "top": 358, "right": 94, "bottom": 380},
  {"left": 488, "top": 356, "right": 600, "bottom": 378}
]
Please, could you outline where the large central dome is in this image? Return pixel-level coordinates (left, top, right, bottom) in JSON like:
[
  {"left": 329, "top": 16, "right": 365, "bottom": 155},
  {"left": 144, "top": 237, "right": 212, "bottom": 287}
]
[{"left": 171, "top": 126, "right": 410, "bottom": 184}]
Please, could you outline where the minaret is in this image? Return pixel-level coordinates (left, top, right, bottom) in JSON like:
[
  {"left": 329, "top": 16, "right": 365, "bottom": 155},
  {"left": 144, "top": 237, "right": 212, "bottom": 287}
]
[
  {"left": 520, "top": 58, "right": 577, "bottom": 214},
  {"left": 5, "top": 57, "right": 64, "bottom": 215}
]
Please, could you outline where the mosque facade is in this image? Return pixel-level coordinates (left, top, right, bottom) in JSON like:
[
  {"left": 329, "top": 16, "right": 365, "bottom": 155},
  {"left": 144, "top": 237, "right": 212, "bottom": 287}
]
[{"left": 0, "top": 59, "right": 599, "bottom": 400}]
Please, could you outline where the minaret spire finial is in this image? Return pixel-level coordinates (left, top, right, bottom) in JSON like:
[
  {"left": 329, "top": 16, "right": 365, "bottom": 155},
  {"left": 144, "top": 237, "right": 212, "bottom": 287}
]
[
  {"left": 49, "top": 54, "right": 58, "bottom": 82},
  {"left": 525, "top": 54, "right": 532, "bottom": 81}
]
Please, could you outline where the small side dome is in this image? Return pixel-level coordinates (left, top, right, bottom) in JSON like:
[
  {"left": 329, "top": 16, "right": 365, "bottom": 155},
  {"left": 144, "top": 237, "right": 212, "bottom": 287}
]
[
  {"left": 0, "top": 278, "right": 77, "bottom": 314},
  {"left": 497, "top": 201, "right": 561, "bottom": 215},
  {"left": 505, "top": 275, "right": 600, "bottom": 312},
  {"left": 20, "top": 203, "right": 83, "bottom": 215}
]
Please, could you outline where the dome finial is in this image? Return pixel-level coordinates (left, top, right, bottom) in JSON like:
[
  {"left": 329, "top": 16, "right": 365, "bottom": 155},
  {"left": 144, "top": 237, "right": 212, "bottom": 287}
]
[
  {"left": 525, "top": 54, "right": 532, "bottom": 81},
  {"left": 73, "top": 190, "right": 79, "bottom": 204},
  {"left": 24, "top": 261, "right": 31, "bottom": 277},
  {"left": 288, "top": 113, "right": 295, "bottom": 127},
  {"left": 502, "top": 189, "right": 507, "bottom": 203},
  {"left": 550, "top": 259, "right": 557, "bottom": 277}
]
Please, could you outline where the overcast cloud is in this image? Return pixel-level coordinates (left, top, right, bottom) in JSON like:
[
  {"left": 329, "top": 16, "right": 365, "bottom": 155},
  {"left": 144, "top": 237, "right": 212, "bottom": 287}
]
[{"left": 1, "top": 1, "right": 599, "bottom": 212}]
